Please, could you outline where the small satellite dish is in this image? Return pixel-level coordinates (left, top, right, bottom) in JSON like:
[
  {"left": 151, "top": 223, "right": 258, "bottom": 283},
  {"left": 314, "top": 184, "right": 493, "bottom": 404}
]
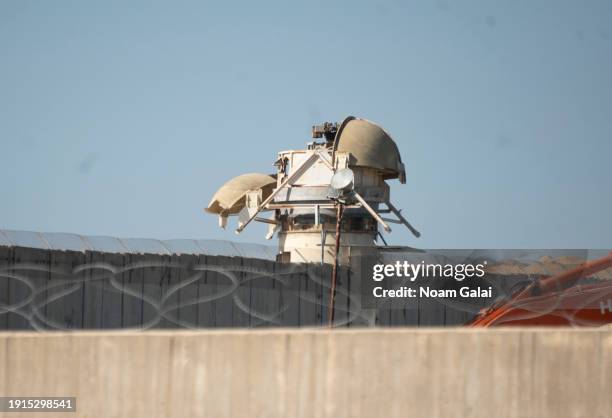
[{"left": 329, "top": 168, "right": 355, "bottom": 198}]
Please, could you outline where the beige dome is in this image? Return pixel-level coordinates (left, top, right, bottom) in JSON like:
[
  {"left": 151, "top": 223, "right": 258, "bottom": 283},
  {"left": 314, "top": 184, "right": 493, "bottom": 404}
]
[
  {"left": 333, "top": 117, "right": 405, "bottom": 182},
  {"left": 206, "top": 173, "right": 276, "bottom": 215}
]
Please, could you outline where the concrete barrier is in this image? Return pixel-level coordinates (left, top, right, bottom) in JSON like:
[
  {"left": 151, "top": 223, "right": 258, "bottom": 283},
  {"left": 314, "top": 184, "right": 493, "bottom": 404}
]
[
  {"left": 0, "top": 328, "right": 610, "bottom": 418},
  {"left": 1, "top": 245, "right": 534, "bottom": 330}
]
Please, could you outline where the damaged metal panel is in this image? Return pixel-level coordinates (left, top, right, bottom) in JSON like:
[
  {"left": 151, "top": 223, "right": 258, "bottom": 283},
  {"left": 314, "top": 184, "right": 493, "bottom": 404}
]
[
  {"left": 334, "top": 118, "right": 406, "bottom": 182},
  {"left": 206, "top": 173, "right": 276, "bottom": 215}
]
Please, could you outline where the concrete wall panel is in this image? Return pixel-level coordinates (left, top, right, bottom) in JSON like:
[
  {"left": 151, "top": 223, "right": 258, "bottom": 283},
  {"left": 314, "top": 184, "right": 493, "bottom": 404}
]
[{"left": 0, "top": 328, "right": 609, "bottom": 418}]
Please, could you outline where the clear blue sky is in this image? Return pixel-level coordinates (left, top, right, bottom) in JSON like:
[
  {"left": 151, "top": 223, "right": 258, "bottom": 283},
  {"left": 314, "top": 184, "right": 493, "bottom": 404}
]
[{"left": 1, "top": 0, "right": 611, "bottom": 248}]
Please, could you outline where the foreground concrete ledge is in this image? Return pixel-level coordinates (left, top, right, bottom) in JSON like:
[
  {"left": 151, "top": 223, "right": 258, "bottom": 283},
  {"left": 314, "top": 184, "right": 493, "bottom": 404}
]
[
  {"left": 1, "top": 327, "right": 610, "bottom": 418},
  {"left": 2, "top": 325, "right": 611, "bottom": 336}
]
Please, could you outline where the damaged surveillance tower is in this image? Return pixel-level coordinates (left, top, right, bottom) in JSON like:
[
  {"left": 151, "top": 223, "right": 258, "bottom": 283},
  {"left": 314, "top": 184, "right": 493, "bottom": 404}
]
[{"left": 205, "top": 116, "right": 420, "bottom": 265}]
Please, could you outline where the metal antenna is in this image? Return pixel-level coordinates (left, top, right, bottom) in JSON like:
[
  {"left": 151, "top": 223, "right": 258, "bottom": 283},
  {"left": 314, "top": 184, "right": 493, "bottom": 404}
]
[
  {"left": 328, "top": 202, "right": 344, "bottom": 327},
  {"left": 327, "top": 168, "right": 353, "bottom": 327}
]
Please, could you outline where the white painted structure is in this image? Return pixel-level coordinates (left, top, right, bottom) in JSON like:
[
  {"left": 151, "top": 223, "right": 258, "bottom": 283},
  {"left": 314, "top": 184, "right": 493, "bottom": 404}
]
[{"left": 206, "top": 116, "right": 419, "bottom": 265}]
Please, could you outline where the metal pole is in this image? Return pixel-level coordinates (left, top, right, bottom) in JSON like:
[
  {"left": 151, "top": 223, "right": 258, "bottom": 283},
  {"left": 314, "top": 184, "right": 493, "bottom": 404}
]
[
  {"left": 386, "top": 200, "right": 420, "bottom": 238},
  {"left": 328, "top": 203, "right": 344, "bottom": 327},
  {"left": 235, "top": 152, "right": 319, "bottom": 234},
  {"left": 352, "top": 192, "right": 392, "bottom": 232}
]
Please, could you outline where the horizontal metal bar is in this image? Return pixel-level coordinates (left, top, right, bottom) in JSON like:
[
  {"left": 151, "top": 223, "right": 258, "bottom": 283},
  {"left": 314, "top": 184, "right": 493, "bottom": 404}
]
[
  {"left": 266, "top": 203, "right": 361, "bottom": 209},
  {"left": 254, "top": 217, "right": 280, "bottom": 225},
  {"left": 380, "top": 217, "right": 403, "bottom": 224}
]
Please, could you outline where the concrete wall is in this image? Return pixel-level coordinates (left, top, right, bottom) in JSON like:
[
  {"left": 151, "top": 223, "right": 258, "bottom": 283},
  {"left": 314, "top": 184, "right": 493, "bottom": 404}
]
[
  {"left": 0, "top": 327, "right": 610, "bottom": 418},
  {"left": 2, "top": 246, "right": 499, "bottom": 329}
]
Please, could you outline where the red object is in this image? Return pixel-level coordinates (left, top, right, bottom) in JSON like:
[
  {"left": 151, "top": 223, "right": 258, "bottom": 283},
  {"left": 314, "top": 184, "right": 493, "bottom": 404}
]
[{"left": 469, "top": 252, "right": 612, "bottom": 327}]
